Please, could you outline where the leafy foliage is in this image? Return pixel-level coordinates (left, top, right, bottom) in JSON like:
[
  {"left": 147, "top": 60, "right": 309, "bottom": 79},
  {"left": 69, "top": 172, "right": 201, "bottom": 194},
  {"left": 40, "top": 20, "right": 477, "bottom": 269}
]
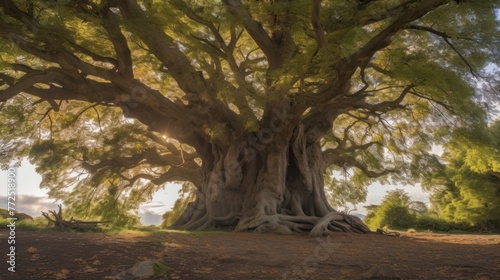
[
  {"left": 413, "top": 214, "right": 470, "bottom": 232},
  {"left": 161, "top": 182, "right": 196, "bottom": 228},
  {"left": 364, "top": 189, "right": 416, "bottom": 230},
  {"left": 424, "top": 120, "right": 500, "bottom": 231},
  {"left": 364, "top": 189, "right": 470, "bottom": 232}
]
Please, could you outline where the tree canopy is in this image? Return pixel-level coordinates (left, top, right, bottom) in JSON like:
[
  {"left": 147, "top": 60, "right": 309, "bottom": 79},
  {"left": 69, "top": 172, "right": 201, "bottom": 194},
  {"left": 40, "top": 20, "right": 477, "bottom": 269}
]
[{"left": 0, "top": 0, "right": 499, "bottom": 233}]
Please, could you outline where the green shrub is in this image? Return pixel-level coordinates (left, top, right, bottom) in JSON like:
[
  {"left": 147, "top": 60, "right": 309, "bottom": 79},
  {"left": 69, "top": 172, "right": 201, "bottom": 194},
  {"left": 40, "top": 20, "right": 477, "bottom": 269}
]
[{"left": 414, "top": 214, "right": 471, "bottom": 232}]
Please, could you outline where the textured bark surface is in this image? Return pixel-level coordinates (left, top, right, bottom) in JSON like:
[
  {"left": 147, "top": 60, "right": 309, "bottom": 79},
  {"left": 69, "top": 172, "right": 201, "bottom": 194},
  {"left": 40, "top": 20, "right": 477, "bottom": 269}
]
[{"left": 170, "top": 125, "right": 371, "bottom": 236}]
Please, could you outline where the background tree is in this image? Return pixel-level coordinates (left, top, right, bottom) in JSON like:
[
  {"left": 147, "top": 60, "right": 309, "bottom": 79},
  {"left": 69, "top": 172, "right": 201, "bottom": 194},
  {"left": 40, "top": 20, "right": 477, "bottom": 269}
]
[
  {"left": 161, "top": 182, "right": 196, "bottom": 228},
  {"left": 364, "top": 189, "right": 416, "bottom": 230},
  {"left": 409, "top": 201, "right": 428, "bottom": 215},
  {"left": 0, "top": 0, "right": 498, "bottom": 235},
  {"left": 424, "top": 120, "right": 500, "bottom": 231},
  {"left": 363, "top": 189, "right": 469, "bottom": 232}
]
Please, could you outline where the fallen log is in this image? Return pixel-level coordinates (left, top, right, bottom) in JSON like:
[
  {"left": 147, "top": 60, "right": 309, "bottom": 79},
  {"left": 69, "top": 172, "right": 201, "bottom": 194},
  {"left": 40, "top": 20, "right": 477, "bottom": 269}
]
[{"left": 41, "top": 205, "right": 109, "bottom": 231}]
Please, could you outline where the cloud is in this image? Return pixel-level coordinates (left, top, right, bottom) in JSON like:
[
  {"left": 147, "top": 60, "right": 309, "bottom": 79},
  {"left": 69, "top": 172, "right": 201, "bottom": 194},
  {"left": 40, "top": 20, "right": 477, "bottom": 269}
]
[
  {"left": 0, "top": 195, "right": 60, "bottom": 218},
  {"left": 139, "top": 209, "right": 163, "bottom": 226},
  {"left": 139, "top": 202, "right": 170, "bottom": 225},
  {"left": 139, "top": 202, "right": 170, "bottom": 215}
]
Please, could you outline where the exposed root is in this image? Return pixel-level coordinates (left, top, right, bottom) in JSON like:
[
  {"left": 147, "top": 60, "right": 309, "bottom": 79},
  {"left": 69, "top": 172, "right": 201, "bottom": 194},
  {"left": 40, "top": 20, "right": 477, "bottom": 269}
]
[
  {"left": 178, "top": 214, "right": 209, "bottom": 230},
  {"left": 235, "top": 213, "right": 278, "bottom": 232},
  {"left": 171, "top": 212, "right": 242, "bottom": 231},
  {"left": 234, "top": 211, "right": 370, "bottom": 236},
  {"left": 310, "top": 212, "right": 371, "bottom": 236},
  {"left": 212, "top": 212, "right": 242, "bottom": 226},
  {"left": 254, "top": 222, "right": 293, "bottom": 234}
]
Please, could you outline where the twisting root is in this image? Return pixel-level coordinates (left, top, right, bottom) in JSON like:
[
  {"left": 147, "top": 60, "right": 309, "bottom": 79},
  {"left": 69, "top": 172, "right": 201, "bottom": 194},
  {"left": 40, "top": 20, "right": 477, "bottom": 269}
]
[
  {"left": 310, "top": 212, "right": 371, "bottom": 236},
  {"left": 234, "top": 211, "right": 370, "bottom": 236}
]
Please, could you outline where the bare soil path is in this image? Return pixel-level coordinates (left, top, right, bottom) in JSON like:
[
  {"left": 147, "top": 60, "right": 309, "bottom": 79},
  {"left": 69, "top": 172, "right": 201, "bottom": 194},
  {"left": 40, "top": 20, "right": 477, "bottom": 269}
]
[{"left": 1, "top": 229, "right": 499, "bottom": 279}]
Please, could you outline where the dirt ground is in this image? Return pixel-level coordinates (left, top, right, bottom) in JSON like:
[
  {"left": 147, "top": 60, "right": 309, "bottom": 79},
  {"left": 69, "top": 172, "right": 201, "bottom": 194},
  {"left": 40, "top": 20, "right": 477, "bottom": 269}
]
[{"left": 1, "top": 229, "right": 499, "bottom": 280}]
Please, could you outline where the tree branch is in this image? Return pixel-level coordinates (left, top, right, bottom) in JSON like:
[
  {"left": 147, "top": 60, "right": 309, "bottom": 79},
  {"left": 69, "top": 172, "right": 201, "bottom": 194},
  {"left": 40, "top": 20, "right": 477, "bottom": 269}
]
[
  {"left": 350, "top": 0, "right": 451, "bottom": 66},
  {"left": 82, "top": 147, "right": 198, "bottom": 174},
  {"left": 222, "top": 0, "right": 278, "bottom": 68},
  {"left": 353, "top": 84, "right": 414, "bottom": 113},
  {"left": 81, "top": 151, "right": 202, "bottom": 191},
  {"left": 311, "top": 0, "right": 326, "bottom": 49},
  {"left": 405, "top": 24, "right": 481, "bottom": 77},
  {"left": 0, "top": 4, "right": 128, "bottom": 84},
  {"left": 0, "top": 68, "right": 67, "bottom": 102},
  {"left": 100, "top": 1, "right": 134, "bottom": 78},
  {"left": 67, "top": 40, "right": 118, "bottom": 67},
  {"left": 116, "top": 0, "right": 245, "bottom": 137},
  {"left": 0, "top": 2, "right": 211, "bottom": 146},
  {"left": 116, "top": 0, "right": 207, "bottom": 95},
  {"left": 410, "top": 88, "right": 454, "bottom": 113},
  {"left": 323, "top": 149, "right": 393, "bottom": 179},
  {"left": 170, "top": 3, "right": 260, "bottom": 124}
]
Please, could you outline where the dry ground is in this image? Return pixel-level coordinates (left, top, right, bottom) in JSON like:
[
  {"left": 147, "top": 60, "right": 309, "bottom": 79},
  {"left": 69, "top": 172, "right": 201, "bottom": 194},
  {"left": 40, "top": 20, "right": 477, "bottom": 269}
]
[{"left": 1, "top": 229, "right": 499, "bottom": 279}]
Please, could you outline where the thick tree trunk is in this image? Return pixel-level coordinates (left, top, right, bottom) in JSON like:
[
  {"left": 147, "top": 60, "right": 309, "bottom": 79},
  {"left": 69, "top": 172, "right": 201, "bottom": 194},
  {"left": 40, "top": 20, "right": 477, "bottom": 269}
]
[{"left": 170, "top": 125, "right": 370, "bottom": 236}]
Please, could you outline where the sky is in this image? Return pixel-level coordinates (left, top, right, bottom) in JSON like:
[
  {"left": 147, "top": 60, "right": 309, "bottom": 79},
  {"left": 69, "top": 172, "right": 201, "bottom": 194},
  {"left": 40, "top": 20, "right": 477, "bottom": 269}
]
[{"left": 0, "top": 159, "right": 430, "bottom": 225}]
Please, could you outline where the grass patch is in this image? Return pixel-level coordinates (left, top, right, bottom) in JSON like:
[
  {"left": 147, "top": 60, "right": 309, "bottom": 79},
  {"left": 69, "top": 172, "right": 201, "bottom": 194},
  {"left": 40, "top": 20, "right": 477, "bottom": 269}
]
[
  {"left": 153, "top": 261, "right": 170, "bottom": 275},
  {"left": 101, "top": 225, "right": 167, "bottom": 234},
  {"left": 164, "top": 229, "right": 232, "bottom": 236},
  {"left": 0, "top": 217, "right": 50, "bottom": 230}
]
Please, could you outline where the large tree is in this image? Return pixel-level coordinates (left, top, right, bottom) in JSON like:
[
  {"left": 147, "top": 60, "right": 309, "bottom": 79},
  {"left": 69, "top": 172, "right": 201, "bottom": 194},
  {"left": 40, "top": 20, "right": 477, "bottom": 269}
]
[{"left": 0, "top": 0, "right": 498, "bottom": 234}]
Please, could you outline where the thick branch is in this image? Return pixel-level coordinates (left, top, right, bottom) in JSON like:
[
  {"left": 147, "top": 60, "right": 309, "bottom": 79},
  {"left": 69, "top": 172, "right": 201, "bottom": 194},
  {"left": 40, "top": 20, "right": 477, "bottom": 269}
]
[
  {"left": 353, "top": 84, "right": 414, "bottom": 113},
  {"left": 222, "top": 0, "right": 278, "bottom": 68},
  {"left": 117, "top": 0, "right": 245, "bottom": 137},
  {"left": 100, "top": 2, "right": 134, "bottom": 78},
  {"left": 0, "top": 3, "right": 208, "bottom": 145},
  {"left": 153, "top": 167, "right": 202, "bottom": 187},
  {"left": 0, "top": 68, "right": 69, "bottom": 102},
  {"left": 311, "top": 0, "right": 326, "bottom": 49},
  {"left": 0, "top": 73, "right": 15, "bottom": 87},
  {"left": 351, "top": 0, "right": 420, "bottom": 28},
  {"left": 323, "top": 150, "right": 393, "bottom": 179},
  {"left": 116, "top": 0, "right": 207, "bottom": 95},
  {"left": 67, "top": 41, "right": 119, "bottom": 67},
  {"left": 170, "top": 1, "right": 259, "bottom": 125},
  {"left": 17, "top": 78, "right": 123, "bottom": 104},
  {"left": 82, "top": 148, "right": 198, "bottom": 174},
  {"left": 82, "top": 148, "right": 202, "bottom": 189},
  {"left": 351, "top": 0, "right": 451, "bottom": 66}
]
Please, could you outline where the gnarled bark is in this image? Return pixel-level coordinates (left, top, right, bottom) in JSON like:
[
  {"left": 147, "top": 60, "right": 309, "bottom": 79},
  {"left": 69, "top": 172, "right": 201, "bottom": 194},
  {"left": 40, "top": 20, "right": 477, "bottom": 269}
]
[{"left": 169, "top": 125, "right": 371, "bottom": 236}]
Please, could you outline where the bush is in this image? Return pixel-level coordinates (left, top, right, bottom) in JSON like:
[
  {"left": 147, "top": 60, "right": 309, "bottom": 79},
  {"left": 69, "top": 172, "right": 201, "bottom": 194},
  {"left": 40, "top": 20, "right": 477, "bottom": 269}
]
[
  {"left": 414, "top": 214, "right": 471, "bottom": 232},
  {"left": 380, "top": 205, "right": 416, "bottom": 230},
  {"left": 366, "top": 204, "right": 416, "bottom": 230},
  {"left": 363, "top": 189, "right": 479, "bottom": 232}
]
